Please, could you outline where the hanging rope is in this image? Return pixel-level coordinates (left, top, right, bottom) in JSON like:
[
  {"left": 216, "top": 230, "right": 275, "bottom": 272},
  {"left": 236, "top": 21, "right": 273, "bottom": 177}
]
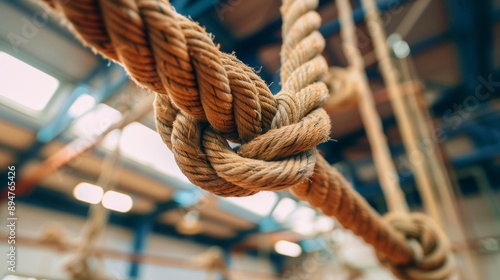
[
  {"left": 38, "top": 0, "right": 454, "bottom": 277},
  {"left": 336, "top": 0, "right": 409, "bottom": 214},
  {"left": 65, "top": 130, "right": 124, "bottom": 280},
  {"left": 321, "top": 67, "right": 358, "bottom": 109},
  {"left": 357, "top": 0, "right": 455, "bottom": 278}
]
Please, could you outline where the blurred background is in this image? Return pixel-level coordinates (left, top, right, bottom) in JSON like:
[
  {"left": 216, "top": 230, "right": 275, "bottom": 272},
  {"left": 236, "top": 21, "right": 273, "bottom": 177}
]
[{"left": 0, "top": 0, "right": 499, "bottom": 279}]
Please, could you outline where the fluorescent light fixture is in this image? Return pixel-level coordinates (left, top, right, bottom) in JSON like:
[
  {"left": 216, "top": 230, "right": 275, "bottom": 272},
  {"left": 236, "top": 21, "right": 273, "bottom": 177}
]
[
  {"left": 225, "top": 191, "right": 278, "bottom": 217},
  {"left": 117, "top": 122, "right": 190, "bottom": 183},
  {"left": 68, "top": 94, "right": 96, "bottom": 118},
  {"left": 73, "top": 182, "right": 103, "bottom": 204},
  {"left": 274, "top": 240, "right": 302, "bottom": 257},
  {"left": 272, "top": 197, "right": 297, "bottom": 222},
  {"left": 0, "top": 52, "right": 59, "bottom": 111},
  {"left": 314, "top": 216, "right": 335, "bottom": 233},
  {"left": 102, "top": 191, "right": 133, "bottom": 213}
]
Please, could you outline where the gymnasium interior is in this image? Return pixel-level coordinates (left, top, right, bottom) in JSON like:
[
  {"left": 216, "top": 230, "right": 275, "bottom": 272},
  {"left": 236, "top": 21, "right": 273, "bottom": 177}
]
[{"left": 0, "top": 0, "right": 499, "bottom": 279}]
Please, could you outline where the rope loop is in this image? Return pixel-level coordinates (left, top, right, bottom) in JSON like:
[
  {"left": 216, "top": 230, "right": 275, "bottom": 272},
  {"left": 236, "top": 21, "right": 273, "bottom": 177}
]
[{"left": 378, "top": 212, "right": 455, "bottom": 280}]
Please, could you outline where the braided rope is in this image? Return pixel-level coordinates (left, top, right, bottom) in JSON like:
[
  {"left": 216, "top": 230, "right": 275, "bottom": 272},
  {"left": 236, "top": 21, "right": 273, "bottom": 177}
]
[{"left": 39, "top": 0, "right": 454, "bottom": 275}]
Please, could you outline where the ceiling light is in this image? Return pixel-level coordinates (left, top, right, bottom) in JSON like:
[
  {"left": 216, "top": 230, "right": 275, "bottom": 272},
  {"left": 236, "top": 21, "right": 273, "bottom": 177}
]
[
  {"left": 102, "top": 191, "right": 133, "bottom": 213},
  {"left": 73, "top": 182, "right": 103, "bottom": 204},
  {"left": 274, "top": 240, "right": 302, "bottom": 257},
  {"left": 68, "top": 94, "right": 96, "bottom": 118}
]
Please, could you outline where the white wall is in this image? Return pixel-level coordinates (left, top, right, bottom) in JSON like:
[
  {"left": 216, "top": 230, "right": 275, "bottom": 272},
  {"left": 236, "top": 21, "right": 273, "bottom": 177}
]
[{"left": 0, "top": 203, "right": 275, "bottom": 280}]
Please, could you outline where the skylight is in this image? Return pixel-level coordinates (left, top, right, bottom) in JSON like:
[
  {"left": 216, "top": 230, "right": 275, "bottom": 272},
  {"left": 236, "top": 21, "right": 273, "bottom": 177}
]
[
  {"left": 225, "top": 191, "right": 278, "bottom": 217},
  {"left": 68, "top": 103, "right": 122, "bottom": 137},
  {"left": 0, "top": 52, "right": 59, "bottom": 111},
  {"left": 289, "top": 206, "right": 317, "bottom": 236},
  {"left": 117, "top": 122, "right": 190, "bottom": 183},
  {"left": 68, "top": 94, "right": 96, "bottom": 118},
  {"left": 272, "top": 197, "right": 297, "bottom": 222}
]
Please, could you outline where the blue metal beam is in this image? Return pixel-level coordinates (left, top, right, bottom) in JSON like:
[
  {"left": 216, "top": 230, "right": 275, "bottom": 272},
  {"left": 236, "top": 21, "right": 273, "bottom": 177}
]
[
  {"left": 177, "top": 0, "right": 216, "bottom": 18},
  {"left": 235, "top": 0, "right": 332, "bottom": 51},
  {"left": 129, "top": 200, "right": 180, "bottom": 279},
  {"left": 129, "top": 214, "right": 155, "bottom": 279},
  {"left": 37, "top": 64, "right": 127, "bottom": 143},
  {"left": 453, "top": 144, "right": 500, "bottom": 167},
  {"left": 445, "top": 0, "right": 490, "bottom": 90},
  {"left": 410, "top": 31, "right": 451, "bottom": 55}
]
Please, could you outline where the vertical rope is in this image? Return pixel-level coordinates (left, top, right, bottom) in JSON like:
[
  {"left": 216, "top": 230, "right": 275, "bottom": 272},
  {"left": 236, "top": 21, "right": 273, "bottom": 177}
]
[
  {"left": 65, "top": 130, "right": 123, "bottom": 279},
  {"left": 336, "top": 0, "right": 408, "bottom": 213},
  {"left": 361, "top": 0, "right": 443, "bottom": 226},
  {"left": 397, "top": 54, "right": 482, "bottom": 280}
]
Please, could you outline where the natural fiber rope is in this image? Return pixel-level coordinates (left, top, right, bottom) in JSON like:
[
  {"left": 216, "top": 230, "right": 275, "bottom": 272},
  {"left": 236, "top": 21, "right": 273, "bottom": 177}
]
[
  {"left": 322, "top": 67, "right": 358, "bottom": 109},
  {"left": 38, "top": 0, "right": 453, "bottom": 275},
  {"left": 361, "top": 0, "right": 442, "bottom": 227},
  {"left": 64, "top": 130, "right": 123, "bottom": 280},
  {"left": 336, "top": 0, "right": 409, "bottom": 214},
  {"left": 357, "top": 0, "right": 455, "bottom": 278}
]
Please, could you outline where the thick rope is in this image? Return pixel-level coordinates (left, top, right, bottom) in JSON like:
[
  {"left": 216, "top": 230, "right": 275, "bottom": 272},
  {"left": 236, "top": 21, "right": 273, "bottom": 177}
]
[{"left": 38, "top": 0, "right": 454, "bottom": 274}]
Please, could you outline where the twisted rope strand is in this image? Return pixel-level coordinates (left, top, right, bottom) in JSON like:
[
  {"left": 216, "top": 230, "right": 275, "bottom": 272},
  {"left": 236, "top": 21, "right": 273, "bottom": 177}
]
[{"left": 38, "top": 0, "right": 452, "bottom": 274}]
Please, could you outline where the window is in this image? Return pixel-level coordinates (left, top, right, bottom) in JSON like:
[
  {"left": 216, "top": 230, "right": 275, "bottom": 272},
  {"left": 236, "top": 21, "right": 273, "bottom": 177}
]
[
  {"left": 272, "top": 197, "right": 297, "bottom": 222},
  {"left": 0, "top": 52, "right": 59, "bottom": 112},
  {"left": 115, "top": 122, "right": 190, "bottom": 183},
  {"left": 225, "top": 191, "right": 278, "bottom": 217}
]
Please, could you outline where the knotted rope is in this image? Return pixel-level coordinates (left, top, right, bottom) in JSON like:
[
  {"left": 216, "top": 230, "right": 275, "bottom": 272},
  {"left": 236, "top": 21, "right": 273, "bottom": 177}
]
[
  {"left": 39, "top": 0, "right": 453, "bottom": 277},
  {"left": 334, "top": 0, "right": 454, "bottom": 278},
  {"left": 322, "top": 67, "right": 358, "bottom": 109},
  {"left": 379, "top": 213, "right": 454, "bottom": 280},
  {"left": 39, "top": 222, "right": 69, "bottom": 251}
]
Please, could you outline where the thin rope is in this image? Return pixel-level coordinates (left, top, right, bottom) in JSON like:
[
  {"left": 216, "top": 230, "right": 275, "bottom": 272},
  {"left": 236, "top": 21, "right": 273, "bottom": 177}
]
[
  {"left": 363, "top": 0, "right": 432, "bottom": 67},
  {"left": 65, "top": 130, "right": 123, "bottom": 280},
  {"left": 397, "top": 52, "right": 481, "bottom": 280},
  {"left": 336, "top": 0, "right": 408, "bottom": 213},
  {"left": 361, "top": 0, "right": 443, "bottom": 226},
  {"left": 360, "top": 0, "right": 455, "bottom": 278},
  {"left": 37, "top": 0, "right": 454, "bottom": 276}
]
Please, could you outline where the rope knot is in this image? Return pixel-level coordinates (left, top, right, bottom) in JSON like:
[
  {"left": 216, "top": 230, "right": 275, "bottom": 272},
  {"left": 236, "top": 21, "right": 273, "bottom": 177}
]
[
  {"left": 155, "top": 81, "right": 331, "bottom": 197},
  {"left": 148, "top": 0, "right": 331, "bottom": 197},
  {"left": 322, "top": 67, "right": 358, "bottom": 109},
  {"left": 378, "top": 212, "right": 455, "bottom": 280}
]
